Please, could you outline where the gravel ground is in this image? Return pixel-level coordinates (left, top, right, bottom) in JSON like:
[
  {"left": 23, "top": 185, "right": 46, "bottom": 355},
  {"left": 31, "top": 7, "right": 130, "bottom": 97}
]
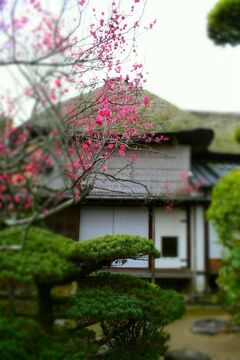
[{"left": 165, "top": 306, "right": 240, "bottom": 360}]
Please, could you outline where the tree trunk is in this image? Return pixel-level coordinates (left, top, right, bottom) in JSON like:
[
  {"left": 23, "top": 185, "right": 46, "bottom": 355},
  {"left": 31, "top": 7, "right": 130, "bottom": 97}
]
[{"left": 36, "top": 283, "right": 53, "bottom": 332}]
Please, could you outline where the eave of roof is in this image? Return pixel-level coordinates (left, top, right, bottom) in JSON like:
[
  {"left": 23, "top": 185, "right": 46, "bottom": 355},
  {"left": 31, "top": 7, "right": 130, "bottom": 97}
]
[{"left": 192, "top": 156, "right": 240, "bottom": 189}]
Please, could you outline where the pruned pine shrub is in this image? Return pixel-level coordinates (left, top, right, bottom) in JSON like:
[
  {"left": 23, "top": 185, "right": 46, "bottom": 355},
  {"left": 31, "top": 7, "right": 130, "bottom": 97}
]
[{"left": 0, "top": 227, "right": 185, "bottom": 359}]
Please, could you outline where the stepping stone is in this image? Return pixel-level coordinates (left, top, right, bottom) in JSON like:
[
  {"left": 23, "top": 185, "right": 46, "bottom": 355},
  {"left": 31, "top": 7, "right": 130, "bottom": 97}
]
[
  {"left": 165, "top": 349, "right": 211, "bottom": 360},
  {"left": 191, "top": 318, "right": 226, "bottom": 335}
]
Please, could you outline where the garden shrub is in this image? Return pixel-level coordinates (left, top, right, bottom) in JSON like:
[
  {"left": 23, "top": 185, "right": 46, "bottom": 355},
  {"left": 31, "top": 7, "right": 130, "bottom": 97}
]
[
  {"left": 208, "top": 169, "right": 240, "bottom": 323},
  {"left": 0, "top": 227, "right": 185, "bottom": 359},
  {"left": 0, "top": 316, "right": 98, "bottom": 360}
]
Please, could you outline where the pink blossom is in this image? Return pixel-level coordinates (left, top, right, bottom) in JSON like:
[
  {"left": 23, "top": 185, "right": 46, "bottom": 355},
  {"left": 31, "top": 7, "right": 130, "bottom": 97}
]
[
  {"left": 104, "top": 150, "right": 110, "bottom": 158},
  {"left": 49, "top": 129, "right": 57, "bottom": 137},
  {"left": 26, "top": 163, "right": 37, "bottom": 174},
  {"left": 24, "top": 200, "right": 32, "bottom": 209},
  {"left": 70, "top": 173, "right": 78, "bottom": 181},
  {"left": 54, "top": 78, "right": 62, "bottom": 87},
  {"left": 119, "top": 144, "right": 125, "bottom": 157},
  {"left": 43, "top": 33, "right": 53, "bottom": 47},
  {"left": 180, "top": 171, "right": 189, "bottom": 181},
  {"left": 50, "top": 93, "right": 57, "bottom": 101},
  {"left": 0, "top": 0, "right": 157, "bottom": 218},
  {"left": 14, "top": 194, "right": 22, "bottom": 203},
  {"left": 82, "top": 143, "right": 91, "bottom": 153},
  {"left": 71, "top": 159, "right": 80, "bottom": 169},
  {"left": 143, "top": 96, "right": 150, "bottom": 106},
  {"left": 12, "top": 173, "right": 25, "bottom": 184},
  {"left": 96, "top": 115, "right": 104, "bottom": 126},
  {"left": 24, "top": 87, "right": 34, "bottom": 97},
  {"left": 98, "top": 108, "right": 111, "bottom": 117}
]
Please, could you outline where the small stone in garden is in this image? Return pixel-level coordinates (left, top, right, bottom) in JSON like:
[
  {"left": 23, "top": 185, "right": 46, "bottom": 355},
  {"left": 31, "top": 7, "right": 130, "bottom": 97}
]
[
  {"left": 165, "top": 349, "right": 211, "bottom": 360},
  {"left": 54, "top": 319, "right": 67, "bottom": 326},
  {"left": 191, "top": 318, "right": 226, "bottom": 335}
]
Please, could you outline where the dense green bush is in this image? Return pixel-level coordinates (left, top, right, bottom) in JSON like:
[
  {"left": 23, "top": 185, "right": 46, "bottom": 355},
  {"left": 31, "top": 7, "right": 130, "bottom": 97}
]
[
  {"left": 0, "top": 317, "right": 41, "bottom": 360},
  {"left": 207, "top": 0, "right": 240, "bottom": 46},
  {"left": 99, "top": 331, "right": 168, "bottom": 360},
  {"left": 208, "top": 170, "right": 240, "bottom": 246},
  {"left": 0, "top": 316, "right": 98, "bottom": 360},
  {"left": 0, "top": 227, "right": 184, "bottom": 359},
  {"left": 70, "top": 274, "right": 184, "bottom": 359},
  {"left": 208, "top": 169, "right": 240, "bottom": 323}
]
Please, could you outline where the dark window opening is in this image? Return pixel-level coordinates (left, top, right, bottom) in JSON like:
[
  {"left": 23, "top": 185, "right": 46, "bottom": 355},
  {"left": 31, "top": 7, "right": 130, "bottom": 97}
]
[{"left": 161, "top": 236, "right": 178, "bottom": 257}]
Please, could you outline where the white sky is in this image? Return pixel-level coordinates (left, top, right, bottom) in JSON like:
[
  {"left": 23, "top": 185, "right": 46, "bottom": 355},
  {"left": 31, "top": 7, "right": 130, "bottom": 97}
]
[
  {"left": 2, "top": 0, "right": 240, "bottom": 115},
  {"left": 138, "top": 0, "right": 240, "bottom": 113}
]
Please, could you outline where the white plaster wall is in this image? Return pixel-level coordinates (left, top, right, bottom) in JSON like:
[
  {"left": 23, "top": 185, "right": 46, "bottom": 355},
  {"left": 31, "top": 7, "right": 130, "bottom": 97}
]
[
  {"left": 195, "top": 206, "right": 205, "bottom": 272},
  {"left": 80, "top": 206, "right": 113, "bottom": 240},
  {"left": 190, "top": 206, "right": 195, "bottom": 272},
  {"left": 190, "top": 205, "right": 206, "bottom": 292},
  {"left": 208, "top": 221, "right": 223, "bottom": 259},
  {"left": 195, "top": 275, "right": 206, "bottom": 293},
  {"left": 154, "top": 208, "right": 187, "bottom": 269}
]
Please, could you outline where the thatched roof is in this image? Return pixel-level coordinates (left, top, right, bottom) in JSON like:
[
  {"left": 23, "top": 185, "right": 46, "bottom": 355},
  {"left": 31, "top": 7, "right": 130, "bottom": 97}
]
[
  {"left": 139, "top": 91, "right": 240, "bottom": 153},
  {"left": 29, "top": 89, "right": 240, "bottom": 154},
  {"left": 141, "top": 91, "right": 202, "bottom": 131},
  {"left": 189, "top": 111, "right": 240, "bottom": 153}
]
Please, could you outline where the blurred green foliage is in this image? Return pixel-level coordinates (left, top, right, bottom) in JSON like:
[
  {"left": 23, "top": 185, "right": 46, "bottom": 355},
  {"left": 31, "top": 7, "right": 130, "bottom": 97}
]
[
  {"left": 208, "top": 0, "right": 240, "bottom": 46},
  {"left": 234, "top": 126, "right": 240, "bottom": 143},
  {"left": 0, "top": 227, "right": 184, "bottom": 359},
  {"left": 0, "top": 317, "right": 98, "bottom": 360},
  {"left": 208, "top": 169, "right": 240, "bottom": 323}
]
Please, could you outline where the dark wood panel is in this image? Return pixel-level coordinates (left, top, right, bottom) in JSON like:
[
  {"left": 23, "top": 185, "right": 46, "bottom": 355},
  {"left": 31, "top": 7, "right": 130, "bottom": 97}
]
[{"left": 45, "top": 205, "right": 80, "bottom": 240}]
